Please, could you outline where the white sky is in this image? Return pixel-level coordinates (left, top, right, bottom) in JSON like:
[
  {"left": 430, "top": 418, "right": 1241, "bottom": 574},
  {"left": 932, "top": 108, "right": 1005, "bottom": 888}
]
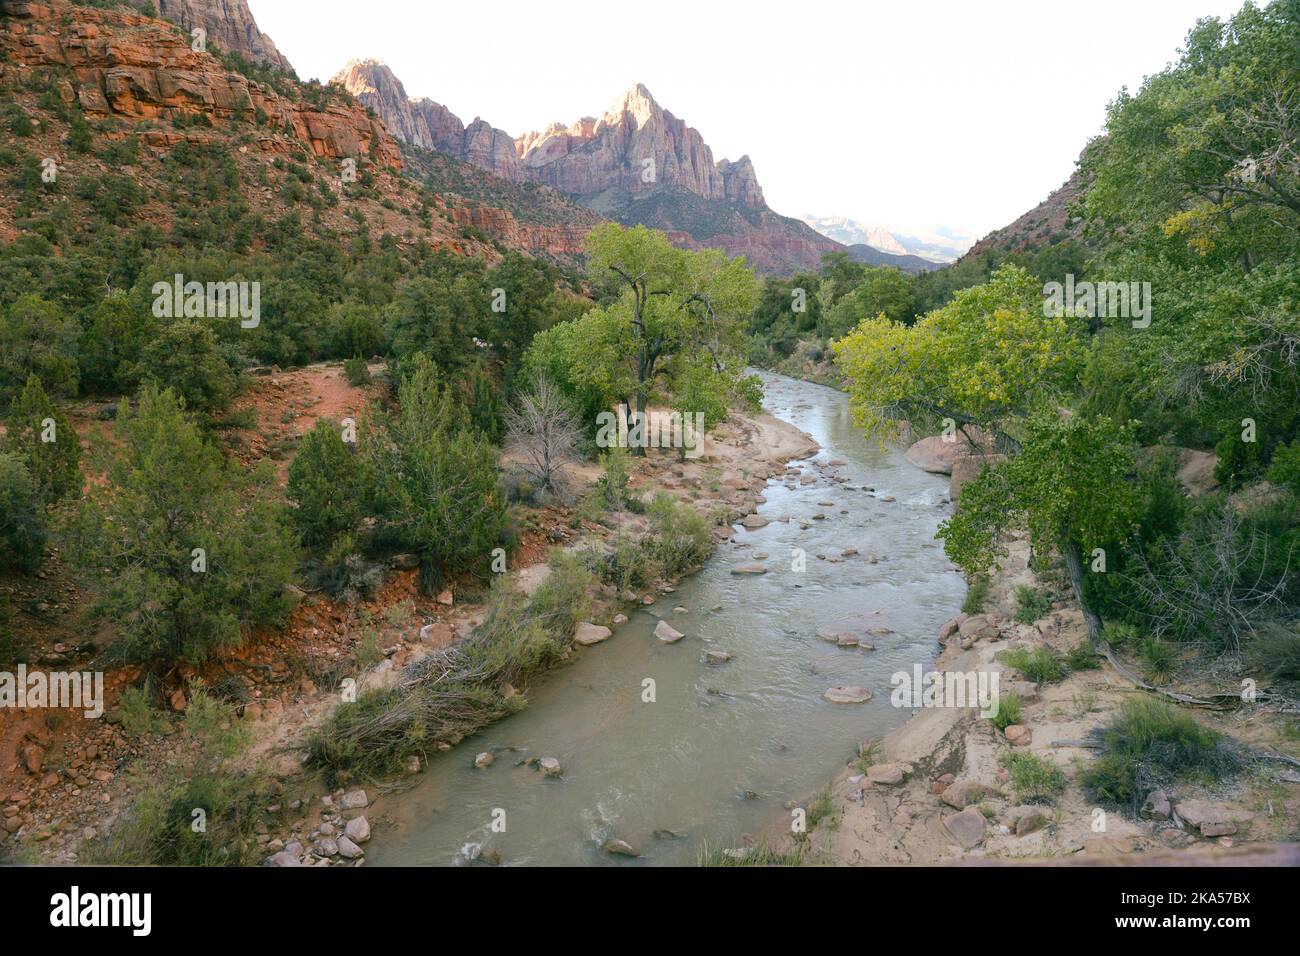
[{"left": 253, "top": 0, "right": 1250, "bottom": 240}]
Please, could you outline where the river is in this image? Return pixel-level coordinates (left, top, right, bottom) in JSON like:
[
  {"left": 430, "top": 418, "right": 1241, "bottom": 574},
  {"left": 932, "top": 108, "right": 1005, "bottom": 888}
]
[{"left": 372, "top": 371, "right": 964, "bottom": 865}]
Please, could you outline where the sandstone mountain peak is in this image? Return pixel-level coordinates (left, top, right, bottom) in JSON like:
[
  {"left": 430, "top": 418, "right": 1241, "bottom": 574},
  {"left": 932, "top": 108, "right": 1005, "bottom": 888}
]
[
  {"left": 603, "top": 83, "right": 661, "bottom": 127},
  {"left": 332, "top": 61, "right": 838, "bottom": 272},
  {"left": 151, "top": 0, "right": 295, "bottom": 73}
]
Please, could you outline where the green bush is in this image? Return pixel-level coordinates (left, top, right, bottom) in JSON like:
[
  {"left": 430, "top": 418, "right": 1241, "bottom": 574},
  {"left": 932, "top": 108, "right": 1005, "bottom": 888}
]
[
  {"left": 139, "top": 320, "right": 238, "bottom": 417},
  {"left": 643, "top": 493, "right": 713, "bottom": 578},
  {"left": 5, "top": 375, "right": 80, "bottom": 505},
  {"left": 1102, "top": 620, "right": 1140, "bottom": 648},
  {"left": 67, "top": 385, "right": 294, "bottom": 664},
  {"left": 962, "top": 578, "right": 990, "bottom": 614},
  {"left": 592, "top": 446, "right": 633, "bottom": 511},
  {"left": 343, "top": 356, "right": 370, "bottom": 386},
  {"left": 1065, "top": 642, "right": 1101, "bottom": 671},
  {"left": 999, "top": 645, "right": 1065, "bottom": 683},
  {"left": 79, "top": 291, "right": 154, "bottom": 394},
  {"left": 1266, "top": 440, "right": 1300, "bottom": 496},
  {"left": 1013, "top": 585, "right": 1052, "bottom": 623},
  {"left": 989, "top": 692, "right": 1022, "bottom": 731},
  {"left": 4, "top": 104, "right": 33, "bottom": 136},
  {"left": 307, "top": 550, "right": 593, "bottom": 783},
  {"left": 1000, "top": 750, "right": 1067, "bottom": 804},
  {"left": 362, "top": 354, "right": 506, "bottom": 589},
  {"left": 81, "top": 688, "right": 261, "bottom": 866},
  {"left": 287, "top": 419, "right": 367, "bottom": 547},
  {"left": 1247, "top": 625, "right": 1300, "bottom": 684},
  {"left": 1079, "top": 697, "right": 1239, "bottom": 813},
  {"left": 0, "top": 294, "right": 81, "bottom": 405},
  {"left": 1139, "top": 637, "right": 1176, "bottom": 683}
]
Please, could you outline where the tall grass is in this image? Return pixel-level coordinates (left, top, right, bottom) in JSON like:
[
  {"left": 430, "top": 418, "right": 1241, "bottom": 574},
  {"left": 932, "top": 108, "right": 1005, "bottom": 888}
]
[{"left": 1079, "top": 696, "right": 1240, "bottom": 813}]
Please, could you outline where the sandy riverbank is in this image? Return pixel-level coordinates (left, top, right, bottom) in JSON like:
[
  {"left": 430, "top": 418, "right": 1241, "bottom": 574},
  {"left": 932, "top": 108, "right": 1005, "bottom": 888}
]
[{"left": 768, "top": 461, "right": 1300, "bottom": 866}]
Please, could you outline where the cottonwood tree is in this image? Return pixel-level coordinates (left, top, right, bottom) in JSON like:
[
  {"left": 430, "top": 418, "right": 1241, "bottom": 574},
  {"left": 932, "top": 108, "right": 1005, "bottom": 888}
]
[
  {"left": 834, "top": 264, "right": 1139, "bottom": 645},
  {"left": 529, "top": 224, "right": 759, "bottom": 452},
  {"left": 1083, "top": 1, "right": 1299, "bottom": 270},
  {"left": 941, "top": 411, "right": 1141, "bottom": 645},
  {"left": 505, "top": 375, "right": 582, "bottom": 502}
]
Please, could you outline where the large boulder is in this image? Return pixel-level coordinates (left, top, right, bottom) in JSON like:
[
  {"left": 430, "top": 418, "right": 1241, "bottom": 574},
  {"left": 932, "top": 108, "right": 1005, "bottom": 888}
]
[
  {"left": 866, "top": 763, "right": 908, "bottom": 785},
  {"left": 1175, "top": 799, "right": 1251, "bottom": 837},
  {"left": 574, "top": 622, "right": 612, "bottom": 646},
  {"left": 906, "top": 427, "right": 997, "bottom": 476},
  {"left": 957, "top": 614, "right": 1000, "bottom": 642},
  {"left": 943, "top": 806, "right": 987, "bottom": 849},
  {"left": 941, "top": 779, "right": 990, "bottom": 809},
  {"left": 345, "top": 816, "right": 371, "bottom": 843},
  {"left": 338, "top": 789, "right": 369, "bottom": 810},
  {"left": 1004, "top": 805, "right": 1049, "bottom": 836}
]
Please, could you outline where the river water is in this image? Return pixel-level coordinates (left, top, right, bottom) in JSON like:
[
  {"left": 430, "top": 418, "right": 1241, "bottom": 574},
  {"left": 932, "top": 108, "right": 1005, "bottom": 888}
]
[{"left": 373, "top": 371, "right": 964, "bottom": 866}]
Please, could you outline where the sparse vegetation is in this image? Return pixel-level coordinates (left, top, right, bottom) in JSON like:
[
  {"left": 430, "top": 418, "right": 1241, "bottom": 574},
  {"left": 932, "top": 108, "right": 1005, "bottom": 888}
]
[
  {"left": 999, "top": 646, "right": 1066, "bottom": 684},
  {"left": 1000, "top": 750, "right": 1067, "bottom": 804},
  {"left": 989, "top": 692, "right": 1023, "bottom": 731},
  {"left": 82, "top": 687, "right": 262, "bottom": 866},
  {"left": 962, "top": 578, "right": 990, "bottom": 615},
  {"left": 1013, "top": 585, "right": 1052, "bottom": 624}
]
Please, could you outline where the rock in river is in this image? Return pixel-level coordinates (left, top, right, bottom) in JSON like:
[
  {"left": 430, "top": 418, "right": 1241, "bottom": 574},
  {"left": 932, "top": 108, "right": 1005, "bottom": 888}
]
[
  {"left": 824, "top": 685, "right": 872, "bottom": 704},
  {"left": 574, "top": 622, "right": 612, "bottom": 646},
  {"left": 602, "top": 838, "right": 640, "bottom": 857},
  {"left": 655, "top": 620, "right": 685, "bottom": 643}
]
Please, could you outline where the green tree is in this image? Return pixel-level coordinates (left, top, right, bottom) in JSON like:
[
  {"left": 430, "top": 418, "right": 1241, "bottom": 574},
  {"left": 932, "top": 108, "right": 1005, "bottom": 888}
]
[
  {"left": 286, "top": 419, "right": 367, "bottom": 547},
  {"left": 68, "top": 385, "right": 294, "bottom": 664},
  {"left": 563, "top": 223, "right": 759, "bottom": 451},
  {"left": 385, "top": 273, "right": 487, "bottom": 372},
  {"left": 0, "top": 294, "right": 80, "bottom": 405},
  {"left": 833, "top": 264, "right": 1085, "bottom": 444},
  {"left": 941, "top": 412, "right": 1141, "bottom": 643},
  {"left": 80, "top": 291, "right": 156, "bottom": 394},
  {"left": 823, "top": 265, "right": 914, "bottom": 339},
  {"left": 834, "top": 264, "right": 1138, "bottom": 644},
  {"left": 0, "top": 452, "right": 47, "bottom": 573},
  {"left": 1082, "top": 1, "right": 1300, "bottom": 271},
  {"left": 362, "top": 354, "right": 506, "bottom": 588},
  {"left": 5, "top": 375, "right": 80, "bottom": 505},
  {"left": 138, "top": 320, "right": 238, "bottom": 417},
  {"left": 325, "top": 300, "right": 384, "bottom": 359}
]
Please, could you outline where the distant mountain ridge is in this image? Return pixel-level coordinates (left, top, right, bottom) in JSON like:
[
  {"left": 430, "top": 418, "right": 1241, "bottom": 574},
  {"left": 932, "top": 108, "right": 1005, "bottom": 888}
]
[
  {"left": 802, "top": 213, "right": 973, "bottom": 264},
  {"left": 333, "top": 60, "right": 841, "bottom": 274},
  {"left": 843, "top": 244, "right": 943, "bottom": 274}
]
